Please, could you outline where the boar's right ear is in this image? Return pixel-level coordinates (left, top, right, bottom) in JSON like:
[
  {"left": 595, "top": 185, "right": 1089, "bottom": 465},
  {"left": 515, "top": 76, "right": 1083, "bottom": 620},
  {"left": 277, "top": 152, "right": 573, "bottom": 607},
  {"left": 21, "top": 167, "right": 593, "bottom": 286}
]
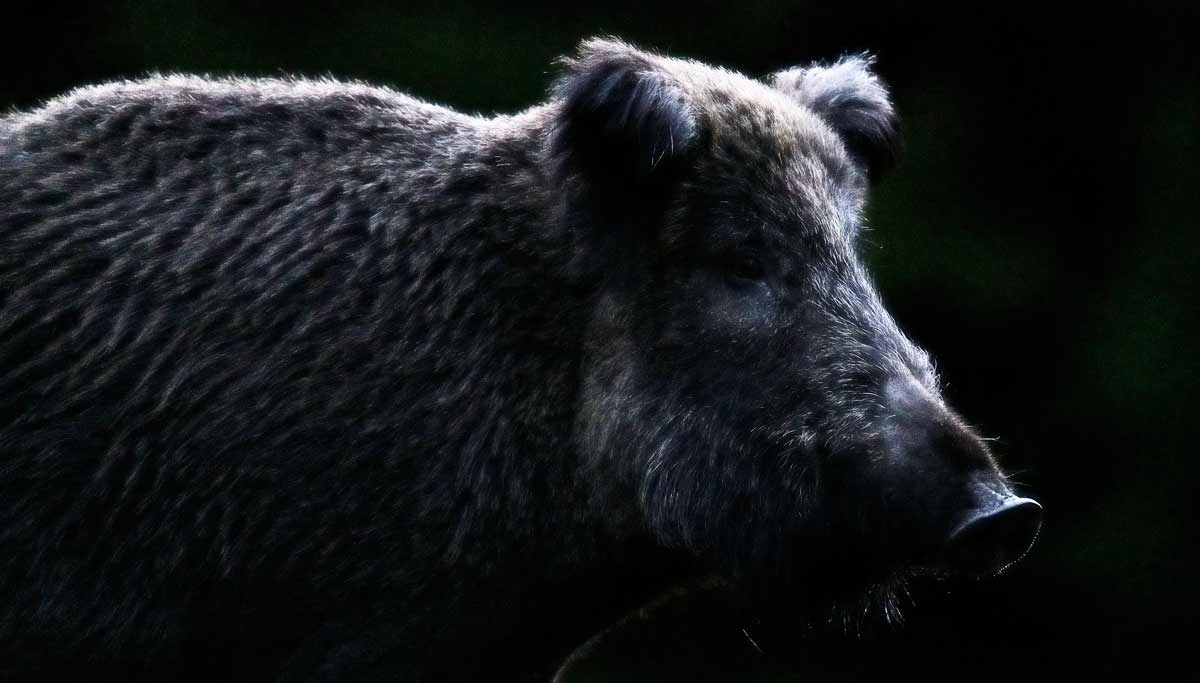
[
  {"left": 549, "top": 38, "right": 703, "bottom": 197},
  {"left": 770, "top": 55, "right": 900, "bottom": 183}
]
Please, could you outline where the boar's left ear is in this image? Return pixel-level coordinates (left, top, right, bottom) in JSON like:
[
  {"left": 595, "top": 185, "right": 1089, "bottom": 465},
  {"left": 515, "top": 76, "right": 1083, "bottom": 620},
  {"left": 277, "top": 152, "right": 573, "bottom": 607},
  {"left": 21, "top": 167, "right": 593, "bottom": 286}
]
[
  {"left": 771, "top": 55, "right": 900, "bottom": 182},
  {"left": 550, "top": 38, "right": 703, "bottom": 196}
]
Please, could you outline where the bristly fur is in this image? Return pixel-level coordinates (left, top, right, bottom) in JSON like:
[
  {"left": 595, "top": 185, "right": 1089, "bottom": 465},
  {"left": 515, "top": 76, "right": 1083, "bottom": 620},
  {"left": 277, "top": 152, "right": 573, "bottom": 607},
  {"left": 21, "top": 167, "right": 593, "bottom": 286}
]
[{"left": 0, "top": 39, "right": 1023, "bottom": 681}]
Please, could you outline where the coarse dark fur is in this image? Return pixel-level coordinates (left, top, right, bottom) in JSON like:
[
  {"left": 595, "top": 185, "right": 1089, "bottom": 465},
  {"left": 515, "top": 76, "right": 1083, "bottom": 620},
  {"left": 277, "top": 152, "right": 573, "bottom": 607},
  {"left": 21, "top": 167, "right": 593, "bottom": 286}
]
[{"left": 0, "top": 39, "right": 1031, "bottom": 681}]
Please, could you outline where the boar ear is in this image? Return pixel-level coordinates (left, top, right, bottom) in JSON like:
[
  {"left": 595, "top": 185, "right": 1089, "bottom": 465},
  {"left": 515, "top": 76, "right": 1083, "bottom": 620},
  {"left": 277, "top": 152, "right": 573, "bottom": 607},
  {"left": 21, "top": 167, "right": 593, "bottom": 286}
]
[
  {"left": 550, "top": 38, "right": 703, "bottom": 193},
  {"left": 771, "top": 55, "right": 900, "bottom": 182}
]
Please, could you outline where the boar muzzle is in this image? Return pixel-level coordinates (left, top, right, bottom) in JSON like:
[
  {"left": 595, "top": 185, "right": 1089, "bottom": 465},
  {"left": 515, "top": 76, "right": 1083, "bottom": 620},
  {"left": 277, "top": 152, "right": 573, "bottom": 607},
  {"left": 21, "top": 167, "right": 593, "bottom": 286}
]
[{"left": 944, "top": 482, "right": 1043, "bottom": 578}]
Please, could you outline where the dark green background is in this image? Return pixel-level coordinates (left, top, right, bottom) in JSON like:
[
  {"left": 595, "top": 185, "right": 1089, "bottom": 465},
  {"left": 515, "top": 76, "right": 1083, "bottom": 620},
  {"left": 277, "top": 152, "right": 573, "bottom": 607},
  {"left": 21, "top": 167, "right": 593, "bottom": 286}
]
[{"left": 3, "top": 1, "right": 1196, "bottom": 679}]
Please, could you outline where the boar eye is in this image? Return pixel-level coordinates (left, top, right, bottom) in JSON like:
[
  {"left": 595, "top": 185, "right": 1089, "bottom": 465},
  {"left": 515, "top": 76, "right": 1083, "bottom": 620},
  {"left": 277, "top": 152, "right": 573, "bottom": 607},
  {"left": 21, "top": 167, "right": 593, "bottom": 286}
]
[{"left": 722, "top": 251, "right": 765, "bottom": 285}]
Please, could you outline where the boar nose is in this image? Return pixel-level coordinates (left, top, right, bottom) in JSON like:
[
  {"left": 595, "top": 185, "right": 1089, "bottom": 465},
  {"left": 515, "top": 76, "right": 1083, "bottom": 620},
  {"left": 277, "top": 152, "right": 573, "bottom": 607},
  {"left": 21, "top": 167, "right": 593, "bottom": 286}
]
[{"left": 945, "top": 486, "right": 1042, "bottom": 578}]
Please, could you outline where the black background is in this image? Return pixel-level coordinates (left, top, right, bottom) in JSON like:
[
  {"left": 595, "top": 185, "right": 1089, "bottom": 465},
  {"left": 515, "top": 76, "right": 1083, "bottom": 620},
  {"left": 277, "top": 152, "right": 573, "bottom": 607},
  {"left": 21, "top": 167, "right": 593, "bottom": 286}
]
[{"left": 2, "top": 2, "right": 1196, "bottom": 680}]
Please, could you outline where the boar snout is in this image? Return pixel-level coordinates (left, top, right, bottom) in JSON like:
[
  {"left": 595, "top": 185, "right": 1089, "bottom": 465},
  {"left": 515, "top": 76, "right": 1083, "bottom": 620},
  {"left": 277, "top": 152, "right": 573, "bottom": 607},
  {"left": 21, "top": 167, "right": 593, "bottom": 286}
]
[{"left": 945, "top": 483, "right": 1042, "bottom": 578}]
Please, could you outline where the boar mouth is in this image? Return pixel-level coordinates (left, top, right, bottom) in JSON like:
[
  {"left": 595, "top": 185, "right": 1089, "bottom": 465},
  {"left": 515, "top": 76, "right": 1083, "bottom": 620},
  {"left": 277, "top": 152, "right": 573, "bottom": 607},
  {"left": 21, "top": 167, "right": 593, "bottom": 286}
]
[
  {"left": 743, "top": 535, "right": 1036, "bottom": 637},
  {"left": 706, "top": 491, "right": 1043, "bottom": 639}
]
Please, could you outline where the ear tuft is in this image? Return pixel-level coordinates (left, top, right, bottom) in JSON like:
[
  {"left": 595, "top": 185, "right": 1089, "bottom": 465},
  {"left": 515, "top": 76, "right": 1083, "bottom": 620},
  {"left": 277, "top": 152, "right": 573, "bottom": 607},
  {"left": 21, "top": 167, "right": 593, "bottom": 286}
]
[
  {"left": 550, "top": 38, "right": 701, "bottom": 190},
  {"left": 772, "top": 55, "right": 900, "bottom": 182}
]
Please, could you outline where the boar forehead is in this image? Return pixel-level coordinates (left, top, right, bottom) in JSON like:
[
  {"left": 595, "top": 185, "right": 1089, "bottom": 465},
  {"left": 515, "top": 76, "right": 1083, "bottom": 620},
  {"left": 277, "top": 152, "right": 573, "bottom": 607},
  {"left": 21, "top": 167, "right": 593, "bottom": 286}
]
[
  {"left": 664, "top": 95, "right": 869, "bottom": 267},
  {"left": 656, "top": 92, "right": 936, "bottom": 390}
]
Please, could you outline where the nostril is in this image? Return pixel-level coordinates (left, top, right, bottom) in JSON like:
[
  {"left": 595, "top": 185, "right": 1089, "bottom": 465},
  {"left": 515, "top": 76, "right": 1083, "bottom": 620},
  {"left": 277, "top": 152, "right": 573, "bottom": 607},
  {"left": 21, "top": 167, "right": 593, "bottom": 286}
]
[{"left": 946, "top": 497, "right": 1043, "bottom": 578}]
